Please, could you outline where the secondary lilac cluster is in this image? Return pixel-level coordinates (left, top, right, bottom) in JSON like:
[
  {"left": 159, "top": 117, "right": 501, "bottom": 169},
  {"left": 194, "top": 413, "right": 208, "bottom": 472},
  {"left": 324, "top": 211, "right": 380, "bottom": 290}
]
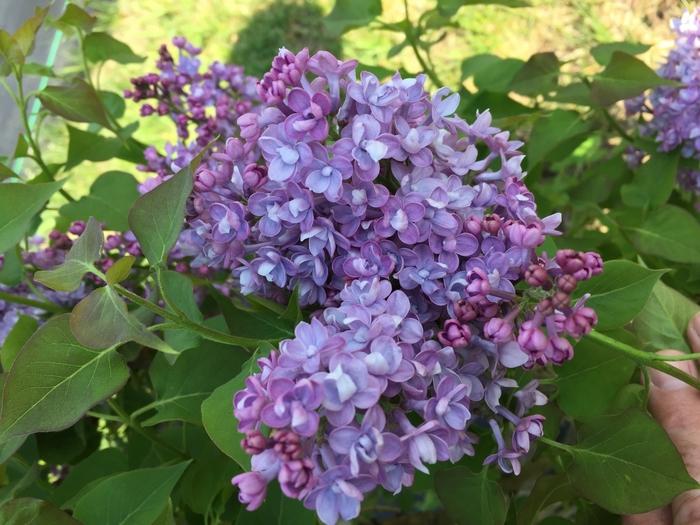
[
  {"left": 125, "top": 37, "right": 259, "bottom": 189},
  {"left": 0, "top": 221, "right": 151, "bottom": 345},
  {"left": 625, "top": 8, "right": 700, "bottom": 198},
  {"left": 212, "top": 49, "right": 603, "bottom": 523}
]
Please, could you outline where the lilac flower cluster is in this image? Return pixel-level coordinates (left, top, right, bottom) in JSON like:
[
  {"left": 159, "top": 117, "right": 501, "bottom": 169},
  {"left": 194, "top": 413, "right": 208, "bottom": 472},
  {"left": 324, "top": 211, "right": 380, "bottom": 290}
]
[
  {"left": 625, "top": 8, "right": 700, "bottom": 197},
  {"left": 125, "top": 37, "right": 259, "bottom": 190},
  {"left": 199, "top": 48, "right": 605, "bottom": 523}
]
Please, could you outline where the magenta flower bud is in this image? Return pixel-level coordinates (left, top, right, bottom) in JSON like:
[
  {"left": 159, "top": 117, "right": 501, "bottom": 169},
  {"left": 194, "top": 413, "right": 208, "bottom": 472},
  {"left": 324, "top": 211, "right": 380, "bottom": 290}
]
[
  {"left": 582, "top": 251, "right": 603, "bottom": 278},
  {"left": 437, "top": 319, "right": 472, "bottom": 349},
  {"left": 272, "top": 429, "right": 303, "bottom": 461},
  {"left": 464, "top": 215, "right": 482, "bottom": 236},
  {"left": 243, "top": 163, "right": 267, "bottom": 189},
  {"left": 241, "top": 430, "right": 268, "bottom": 455},
  {"left": 536, "top": 298, "right": 554, "bottom": 316},
  {"left": 278, "top": 458, "right": 315, "bottom": 499},
  {"left": 175, "top": 262, "right": 189, "bottom": 273},
  {"left": 517, "top": 321, "right": 549, "bottom": 353},
  {"left": 454, "top": 299, "right": 477, "bottom": 323},
  {"left": 172, "top": 36, "right": 186, "bottom": 48},
  {"left": 194, "top": 169, "right": 217, "bottom": 192},
  {"left": 555, "top": 249, "right": 587, "bottom": 279},
  {"left": 484, "top": 317, "right": 513, "bottom": 342},
  {"left": 525, "top": 264, "right": 551, "bottom": 289},
  {"left": 231, "top": 471, "right": 267, "bottom": 511},
  {"left": 69, "top": 220, "right": 86, "bottom": 235},
  {"left": 565, "top": 306, "right": 597, "bottom": 338},
  {"left": 556, "top": 274, "right": 577, "bottom": 294},
  {"left": 100, "top": 258, "right": 114, "bottom": 272},
  {"left": 49, "top": 230, "right": 62, "bottom": 241},
  {"left": 549, "top": 336, "right": 573, "bottom": 364},
  {"left": 126, "top": 243, "right": 141, "bottom": 257},
  {"left": 140, "top": 104, "right": 155, "bottom": 117},
  {"left": 482, "top": 214, "right": 502, "bottom": 235}
]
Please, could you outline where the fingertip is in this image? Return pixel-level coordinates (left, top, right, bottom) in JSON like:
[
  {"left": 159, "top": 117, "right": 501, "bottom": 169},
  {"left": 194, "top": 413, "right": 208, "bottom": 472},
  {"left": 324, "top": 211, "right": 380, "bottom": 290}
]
[{"left": 688, "top": 312, "right": 700, "bottom": 354}]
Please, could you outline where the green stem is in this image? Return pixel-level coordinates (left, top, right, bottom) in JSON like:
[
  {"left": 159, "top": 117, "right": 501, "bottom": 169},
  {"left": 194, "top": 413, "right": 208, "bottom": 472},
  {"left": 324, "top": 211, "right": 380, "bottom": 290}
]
[
  {"left": 0, "top": 290, "right": 67, "bottom": 313},
  {"left": 402, "top": 0, "right": 444, "bottom": 87},
  {"left": 539, "top": 436, "right": 573, "bottom": 452},
  {"left": 107, "top": 398, "right": 187, "bottom": 458},
  {"left": 112, "top": 284, "right": 257, "bottom": 350},
  {"left": 588, "top": 330, "right": 700, "bottom": 390}
]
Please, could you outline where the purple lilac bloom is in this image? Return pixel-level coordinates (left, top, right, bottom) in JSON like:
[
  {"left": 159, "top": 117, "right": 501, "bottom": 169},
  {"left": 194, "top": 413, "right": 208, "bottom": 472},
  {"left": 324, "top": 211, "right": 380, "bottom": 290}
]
[
  {"left": 128, "top": 47, "right": 604, "bottom": 524},
  {"left": 625, "top": 8, "right": 700, "bottom": 201}
]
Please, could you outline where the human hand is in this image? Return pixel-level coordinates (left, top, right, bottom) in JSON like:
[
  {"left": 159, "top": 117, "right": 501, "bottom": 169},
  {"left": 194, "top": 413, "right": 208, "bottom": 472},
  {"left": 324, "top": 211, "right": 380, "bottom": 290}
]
[{"left": 624, "top": 312, "right": 700, "bottom": 525}]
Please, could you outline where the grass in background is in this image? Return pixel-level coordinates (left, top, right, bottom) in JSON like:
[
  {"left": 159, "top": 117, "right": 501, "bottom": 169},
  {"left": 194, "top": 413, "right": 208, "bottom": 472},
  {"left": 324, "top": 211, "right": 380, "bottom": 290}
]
[{"left": 39, "top": 0, "right": 679, "bottom": 208}]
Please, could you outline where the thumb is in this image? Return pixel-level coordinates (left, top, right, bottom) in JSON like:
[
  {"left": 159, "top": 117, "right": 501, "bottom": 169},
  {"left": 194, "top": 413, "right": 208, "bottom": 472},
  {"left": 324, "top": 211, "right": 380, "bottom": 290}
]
[{"left": 647, "top": 313, "right": 700, "bottom": 525}]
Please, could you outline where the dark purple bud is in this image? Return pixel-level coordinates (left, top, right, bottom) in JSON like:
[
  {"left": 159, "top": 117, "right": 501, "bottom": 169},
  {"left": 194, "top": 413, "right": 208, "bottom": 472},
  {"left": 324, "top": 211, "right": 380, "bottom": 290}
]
[
  {"left": 242, "top": 430, "right": 268, "bottom": 455},
  {"left": 565, "top": 307, "right": 597, "bottom": 338},
  {"left": 482, "top": 213, "right": 502, "bottom": 235},
  {"left": 438, "top": 319, "right": 472, "bottom": 349},
  {"left": 556, "top": 274, "right": 577, "bottom": 294},
  {"left": 69, "top": 220, "right": 86, "bottom": 235},
  {"left": 454, "top": 299, "right": 478, "bottom": 323},
  {"left": 484, "top": 317, "right": 513, "bottom": 342},
  {"left": 525, "top": 264, "right": 551, "bottom": 289},
  {"left": 549, "top": 336, "right": 573, "bottom": 364},
  {"left": 536, "top": 298, "right": 554, "bottom": 316},
  {"left": 272, "top": 430, "right": 303, "bottom": 461},
  {"left": 140, "top": 104, "right": 155, "bottom": 116},
  {"left": 582, "top": 251, "right": 603, "bottom": 278},
  {"left": 551, "top": 291, "right": 570, "bottom": 309}
]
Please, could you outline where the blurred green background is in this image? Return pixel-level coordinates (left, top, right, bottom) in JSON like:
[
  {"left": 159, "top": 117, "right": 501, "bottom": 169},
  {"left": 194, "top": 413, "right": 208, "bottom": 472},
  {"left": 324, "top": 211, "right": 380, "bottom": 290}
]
[{"left": 40, "top": 0, "right": 680, "bottom": 200}]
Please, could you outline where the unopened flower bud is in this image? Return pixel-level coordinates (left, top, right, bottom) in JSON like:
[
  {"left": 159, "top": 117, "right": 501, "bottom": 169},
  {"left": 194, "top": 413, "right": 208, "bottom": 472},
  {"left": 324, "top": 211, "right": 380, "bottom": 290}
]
[
  {"left": 242, "top": 430, "right": 268, "bottom": 455},
  {"left": 525, "top": 264, "right": 551, "bottom": 289},
  {"left": 565, "top": 306, "right": 597, "bottom": 338},
  {"left": 517, "top": 321, "right": 549, "bottom": 353},
  {"left": 454, "top": 299, "right": 477, "bottom": 323},
  {"left": 556, "top": 274, "right": 577, "bottom": 294},
  {"left": 482, "top": 214, "right": 502, "bottom": 235},
  {"left": 438, "top": 319, "right": 472, "bottom": 349},
  {"left": 272, "top": 430, "right": 303, "bottom": 461},
  {"left": 484, "top": 317, "right": 513, "bottom": 342},
  {"left": 551, "top": 291, "right": 570, "bottom": 309}
]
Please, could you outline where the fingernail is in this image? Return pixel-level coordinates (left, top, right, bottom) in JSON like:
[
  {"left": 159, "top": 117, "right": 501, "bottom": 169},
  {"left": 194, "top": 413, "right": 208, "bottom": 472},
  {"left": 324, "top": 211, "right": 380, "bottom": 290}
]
[{"left": 650, "top": 354, "right": 697, "bottom": 391}]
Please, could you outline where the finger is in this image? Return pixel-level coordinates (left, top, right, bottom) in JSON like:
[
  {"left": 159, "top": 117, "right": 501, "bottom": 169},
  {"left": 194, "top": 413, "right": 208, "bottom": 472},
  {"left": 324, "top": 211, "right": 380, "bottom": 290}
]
[
  {"left": 647, "top": 316, "right": 700, "bottom": 525},
  {"left": 687, "top": 311, "right": 700, "bottom": 353},
  {"left": 622, "top": 507, "right": 672, "bottom": 525}
]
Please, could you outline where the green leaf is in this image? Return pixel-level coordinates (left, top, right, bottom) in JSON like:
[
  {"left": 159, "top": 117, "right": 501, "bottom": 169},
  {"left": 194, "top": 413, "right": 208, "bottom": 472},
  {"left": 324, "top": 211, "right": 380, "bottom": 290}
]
[
  {"left": 574, "top": 260, "right": 666, "bottom": 330},
  {"left": 12, "top": 7, "right": 49, "bottom": 57},
  {"left": 527, "top": 110, "right": 592, "bottom": 169},
  {"left": 621, "top": 151, "right": 679, "bottom": 210},
  {"left": 627, "top": 205, "right": 700, "bottom": 264},
  {"left": 438, "top": 0, "right": 530, "bottom": 16},
  {"left": 0, "top": 497, "right": 80, "bottom": 524},
  {"left": 435, "top": 467, "right": 508, "bottom": 525},
  {"left": 22, "top": 62, "right": 56, "bottom": 77},
  {"left": 510, "top": 52, "right": 560, "bottom": 96},
  {"left": 138, "top": 342, "right": 247, "bottom": 426},
  {"left": 0, "top": 248, "right": 22, "bottom": 285},
  {"left": 54, "top": 448, "right": 128, "bottom": 507},
  {"left": 0, "top": 315, "right": 38, "bottom": 371},
  {"left": 0, "top": 30, "right": 23, "bottom": 76},
  {"left": 60, "top": 171, "right": 140, "bottom": 231},
  {"left": 38, "top": 78, "right": 111, "bottom": 128},
  {"left": 34, "top": 217, "right": 102, "bottom": 292},
  {"left": 281, "top": 287, "right": 303, "bottom": 324},
  {"left": 72, "top": 461, "right": 191, "bottom": 525},
  {"left": 129, "top": 148, "right": 207, "bottom": 265},
  {"left": 70, "top": 287, "right": 175, "bottom": 354},
  {"left": 159, "top": 269, "right": 203, "bottom": 322},
  {"left": 105, "top": 256, "right": 135, "bottom": 285},
  {"left": 64, "top": 126, "right": 144, "bottom": 169},
  {"left": 324, "top": 0, "right": 382, "bottom": 36},
  {"left": 557, "top": 331, "right": 637, "bottom": 420},
  {"left": 517, "top": 473, "right": 573, "bottom": 525},
  {"left": 0, "top": 315, "right": 129, "bottom": 441},
  {"left": 202, "top": 343, "right": 273, "bottom": 467},
  {"left": 590, "top": 41, "right": 650, "bottom": 66},
  {"left": 83, "top": 32, "right": 145, "bottom": 65},
  {"left": 564, "top": 410, "right": 698, "bottom": 514},
  {"left": 215, "top": 293, "right": 294, "bottom": 342},
  {"left": 55, "top": 4, "right": 97, "bottom": 33},
  {"left": 632, "top": 280, "right": 700, "bottom": 353},
  {"left": 99, "top": 90, "right": 126, "bottom": 120},
  {"left": 0, "top": 181, "right": 63, "bottom": 253},
  {"left": 590, "top": 51, "right": 676, "bottom": 106},
  {"left": 13, "top": 134, "right": 28, "bottom": 158},
  {"left": 461, "top": 54, "right": 524, "bottom": 93}
]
